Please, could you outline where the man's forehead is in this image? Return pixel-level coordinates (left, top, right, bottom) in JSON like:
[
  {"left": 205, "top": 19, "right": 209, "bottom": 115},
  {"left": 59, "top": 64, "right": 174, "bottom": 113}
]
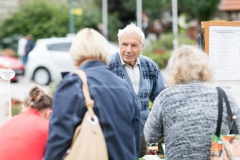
[
  {"left": 120, "top": 32, "right": 142, "bottom": 42},
  {"left": 121, "top": 31, "right": 140, "bottom": 37}
]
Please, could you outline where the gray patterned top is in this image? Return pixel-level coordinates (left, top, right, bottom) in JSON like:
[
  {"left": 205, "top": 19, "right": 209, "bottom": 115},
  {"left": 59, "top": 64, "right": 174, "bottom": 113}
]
[{"left": 144, "top": 81, "right": 240, "bottom": 160}]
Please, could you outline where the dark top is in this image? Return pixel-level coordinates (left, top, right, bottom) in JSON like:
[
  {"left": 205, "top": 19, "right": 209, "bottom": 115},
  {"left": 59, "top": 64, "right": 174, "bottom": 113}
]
[
  {"left": 25, "top": 40, "right": 34, "bottom": 55},
  {"left": 44, "top": 60, "right": 140, "bottom": 160}
]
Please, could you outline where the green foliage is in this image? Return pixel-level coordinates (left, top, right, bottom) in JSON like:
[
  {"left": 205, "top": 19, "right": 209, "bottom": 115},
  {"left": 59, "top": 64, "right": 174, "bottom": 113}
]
[
  {"left": 118, "top": 0, "right": 220, "bottom": 23},
  {"left": 178, "top": 0, "right": 220, "bottom": 21},
  {"left": 0, "top": 0, "right": 122, "bottom": 50},
  {"left": 144, "top": 48, "right": 172, "bottom": 69},
  {"left": 143, "top": 31, "right": 195, "bottom": 69},
  {"left": 107, "top": 12, "right": 123, "bottom": 42},
  {"left": 0, "top": 34, "right": 21, "bottom": 52},
  {"left": 0, "top": 1, "right": 68, "bottom": 40},
  {"left": 12, "top": 102, "right": 22, "bottom": 116},
  {"left": 122, "top": 0, "right": 169, "bottom": 19}
]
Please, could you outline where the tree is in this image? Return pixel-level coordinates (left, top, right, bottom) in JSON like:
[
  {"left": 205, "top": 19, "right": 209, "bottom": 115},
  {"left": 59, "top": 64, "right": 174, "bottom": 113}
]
[
  {"left": 0, "top": 0, "right": 122, "bottom": 51},
  {"left": 178, "top": 0, "right": 220, "bottom": 21},
  {"left": 0, "top": 1, "right": 70, "bottom": 41},
  {"left": 122, "top": 0, "right": 170, "bottom": 20},
  {"left": 96, "top": 0, "right": 169, "bottom": 25}
]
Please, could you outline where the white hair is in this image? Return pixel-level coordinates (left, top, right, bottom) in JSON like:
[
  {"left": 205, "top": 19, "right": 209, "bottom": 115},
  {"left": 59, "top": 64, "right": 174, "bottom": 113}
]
[{"left": 117, "top": 23, "right": 145, "bottom": 45}]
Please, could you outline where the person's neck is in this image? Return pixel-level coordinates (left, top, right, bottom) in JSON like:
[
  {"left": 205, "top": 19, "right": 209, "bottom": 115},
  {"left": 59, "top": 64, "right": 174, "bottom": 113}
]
[
  {"left": 126, "top": 62, "right": 136, "bottom": 68},
  {"left": 38, "top": 108, "right": 52, "bottom": 120},
  {"left": 77, "top": 59, "right": 101, "bottom": 67}
]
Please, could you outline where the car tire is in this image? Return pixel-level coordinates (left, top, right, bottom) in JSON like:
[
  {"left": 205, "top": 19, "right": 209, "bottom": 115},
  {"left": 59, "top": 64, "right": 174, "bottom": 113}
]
[{"left": 33, "top": 67, "right": 51, "bottom": 85}]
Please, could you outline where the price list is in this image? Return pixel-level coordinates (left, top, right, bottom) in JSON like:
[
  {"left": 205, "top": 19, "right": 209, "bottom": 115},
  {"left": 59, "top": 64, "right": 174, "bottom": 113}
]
[{"left": 209, "top": 26, "right": 240, "bottom": 80}]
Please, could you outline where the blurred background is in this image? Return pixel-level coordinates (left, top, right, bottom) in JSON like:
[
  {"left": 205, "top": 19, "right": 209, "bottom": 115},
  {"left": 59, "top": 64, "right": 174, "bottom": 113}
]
[{"left": 0, "top": 0, "right": 239, "bottom": 114}]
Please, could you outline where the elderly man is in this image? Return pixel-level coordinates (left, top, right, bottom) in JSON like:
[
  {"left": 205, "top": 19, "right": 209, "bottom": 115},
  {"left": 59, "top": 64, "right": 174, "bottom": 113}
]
[{"left": 109, "top": 23, "right": 165, "bottom": 157}]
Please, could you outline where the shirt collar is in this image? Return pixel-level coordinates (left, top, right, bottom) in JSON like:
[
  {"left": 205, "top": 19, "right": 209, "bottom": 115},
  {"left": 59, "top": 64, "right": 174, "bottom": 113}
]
[
  {"left": 79, "top": 60, "right": 109, "bottom": 70},
  {"left": 118, "top": 52, "right": 140, "bottom": 67}
]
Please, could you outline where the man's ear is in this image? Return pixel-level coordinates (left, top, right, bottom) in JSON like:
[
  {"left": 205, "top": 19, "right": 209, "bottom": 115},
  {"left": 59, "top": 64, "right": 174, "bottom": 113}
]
[{"left": 141, "top": 44, "right": 144, "bottom": 51}]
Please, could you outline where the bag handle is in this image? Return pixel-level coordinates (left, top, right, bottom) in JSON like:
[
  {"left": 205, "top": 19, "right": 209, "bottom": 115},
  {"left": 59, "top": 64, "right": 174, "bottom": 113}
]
[
  {"left": 216, "top": 87, "right": 223, "bottom": 137},
  {"left": 215, "top": 87, "right": 239, "bottom": 137},
  {"left": 66, "top": 70, "right": 96, "bottom": 154},
  {"left": 218, "top": 87, "right": 239, "bottom": 134},
  {"left": 73, "top": 70, "right": 95, "bottom": 117}
]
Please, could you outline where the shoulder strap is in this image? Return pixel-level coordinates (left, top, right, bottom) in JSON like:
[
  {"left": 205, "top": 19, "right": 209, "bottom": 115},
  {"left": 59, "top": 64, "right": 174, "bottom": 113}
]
[
  {"left": 66, "top": 70, "right": 98, "bottom": 154},
  {"left": 216, "top": 87, "right": 223, "bottom": 137},
  {"left": 218, "top": 87, "right": 239, "bottom": 134},
  {"left": 73, "top": 70, "right": 95, "bottom": 117}
]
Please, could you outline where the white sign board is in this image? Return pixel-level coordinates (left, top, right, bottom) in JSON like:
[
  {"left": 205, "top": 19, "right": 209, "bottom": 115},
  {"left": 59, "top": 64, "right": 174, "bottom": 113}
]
[
  {"left": 209, "top": 26, "right": 240, "bottom": 80},
  {"left": 209, "top": 26, "right": 240, "bottom": 106},
  {"left": 0, "top": 69, "right": 14, "bottom": 124}
]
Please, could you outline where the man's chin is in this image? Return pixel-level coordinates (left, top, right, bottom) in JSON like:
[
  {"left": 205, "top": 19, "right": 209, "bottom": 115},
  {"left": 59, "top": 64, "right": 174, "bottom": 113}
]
[
  {"left": 123, "top": 59, "right": 133, "bottom": 63},
  {"left": 123, "top": 59, "right": 135, "bottom": 66}
]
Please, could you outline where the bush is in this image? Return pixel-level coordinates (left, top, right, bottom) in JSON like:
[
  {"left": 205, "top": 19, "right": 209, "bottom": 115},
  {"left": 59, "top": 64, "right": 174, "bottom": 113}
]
[
  {"left": 0, "top": 0, "right": 122, "bottom": 51},
  {"left": 11, "top": 98, "right": 23, "bottom": 116},
  {"left": 143, "top": 48, "right": 172, "bottom": 69},
  {"left": 143, "top": 30, "right": 195, "bottom": 69}
]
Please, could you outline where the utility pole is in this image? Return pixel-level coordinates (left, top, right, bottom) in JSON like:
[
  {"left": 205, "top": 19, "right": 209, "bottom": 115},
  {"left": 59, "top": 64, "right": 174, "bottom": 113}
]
[
  {"left": 172, "top": 0, "right": 178, "bottom": 50},
  {"left": 102, "top": 0, "right": 108, "bottom": 39},
  {"left": 69, "top": 0, "right": 74, "bottom": 33},
  {"left": 136, "top": 0, "right": 142, "bottom": 29}
]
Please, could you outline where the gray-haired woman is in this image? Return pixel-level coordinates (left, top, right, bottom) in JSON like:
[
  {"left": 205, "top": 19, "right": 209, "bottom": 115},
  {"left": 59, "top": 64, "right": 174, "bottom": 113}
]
[{"left": 144, "top": 45, "right": 240, "bottom": 159}]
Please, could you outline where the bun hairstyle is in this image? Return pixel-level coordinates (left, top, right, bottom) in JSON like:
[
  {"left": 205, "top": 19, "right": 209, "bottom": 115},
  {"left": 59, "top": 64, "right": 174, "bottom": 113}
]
[{"left": 27, "top": 85, "right": 52, "bottom": 111}]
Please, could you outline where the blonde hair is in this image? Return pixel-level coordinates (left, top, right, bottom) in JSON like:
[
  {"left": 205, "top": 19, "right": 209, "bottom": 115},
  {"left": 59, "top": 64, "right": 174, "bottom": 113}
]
[
  {"left": 166, "top": 45, "right": 214, "bottom": 86},
  {"left": 118, "top": 22, "right": 145, "bottom": 46},
  {"left": 70, "top": 28, "right": 110, "bottom": 66},
  {"left": 25, "top": 85, "right": 52, "bottom": 111}
]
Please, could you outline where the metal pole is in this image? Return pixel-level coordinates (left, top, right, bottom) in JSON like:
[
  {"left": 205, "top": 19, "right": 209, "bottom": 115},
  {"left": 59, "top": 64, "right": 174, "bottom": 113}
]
[
  {"left": 136, "top": 0, "right": 142, "bottom": 29},
  {"left": 102, "top": 0, "right": 108, "bottom": 39},
  {"left": 69, "top": 0, "right": 74, "bottom": 33},
  {"left": 172, "top": 0, "right": 178, "bottom": 50}
]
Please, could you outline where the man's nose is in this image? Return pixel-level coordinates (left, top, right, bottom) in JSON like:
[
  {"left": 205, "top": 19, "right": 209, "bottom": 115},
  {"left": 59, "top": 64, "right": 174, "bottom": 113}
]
[{"left": 126, "top": 45, "right": 131, "bottom": 52}]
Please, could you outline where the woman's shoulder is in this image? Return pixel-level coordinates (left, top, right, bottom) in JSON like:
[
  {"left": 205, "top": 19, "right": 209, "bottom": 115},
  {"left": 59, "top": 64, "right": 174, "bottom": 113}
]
[
  {"left": 59, "top": 73, "right": 81, "bottom": 87},
  {"left": 158, "top": 82, "right": 216, "bottom": 98}
]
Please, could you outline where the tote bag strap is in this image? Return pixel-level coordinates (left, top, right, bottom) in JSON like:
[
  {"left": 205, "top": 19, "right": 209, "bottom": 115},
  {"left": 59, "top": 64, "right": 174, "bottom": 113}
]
[
  {"left": 73, "top": 70, "right": 95, "bottom": 117},
  {"left": 66, "top": 70, "right": 96, "bottom": 150},
  {"left": 216, "top": 87, "right": 223, "bottom": 137},
  {"left": 218, "top": 87, "right": 239, "bottom": 134}
]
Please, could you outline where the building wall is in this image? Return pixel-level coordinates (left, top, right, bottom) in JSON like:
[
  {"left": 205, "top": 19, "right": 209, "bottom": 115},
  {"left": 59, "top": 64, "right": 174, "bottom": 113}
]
[{"left": 0, "top": 0, "right": 20, "bottom": 22}]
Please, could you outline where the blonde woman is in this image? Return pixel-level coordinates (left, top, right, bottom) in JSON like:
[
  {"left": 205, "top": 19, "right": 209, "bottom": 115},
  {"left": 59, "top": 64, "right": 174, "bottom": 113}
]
[
  {"left": 44, "top": 28, "right": 140, "bottom": 160},
  {"left": 144, "top": 45, "right": 240, "bottom": 159},
  {"left": 0, "top": 85, "right": 52, "bottom": 160}
]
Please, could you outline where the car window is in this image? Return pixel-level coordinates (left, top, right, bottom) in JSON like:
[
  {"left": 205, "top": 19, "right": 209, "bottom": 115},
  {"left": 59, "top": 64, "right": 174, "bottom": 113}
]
[{"left": 47, "top": 43, "right": 72, "bottom": 52}]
